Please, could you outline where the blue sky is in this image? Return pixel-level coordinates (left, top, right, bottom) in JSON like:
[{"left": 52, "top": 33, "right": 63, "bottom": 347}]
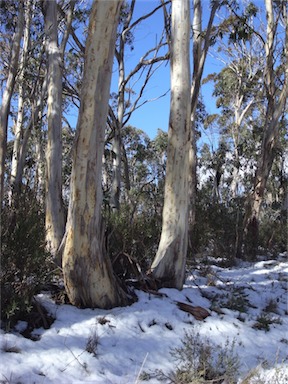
[{"left": 110, "top": 0, "right": 222, "bottom": 141}]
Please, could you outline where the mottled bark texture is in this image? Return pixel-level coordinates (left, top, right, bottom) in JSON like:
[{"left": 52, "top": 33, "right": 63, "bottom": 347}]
[
  {"left": 43, "top": 0, "right": 65, "bottom": 260},
  {"left": 62, "top": 0, "right": 130, "bottom": 309}
]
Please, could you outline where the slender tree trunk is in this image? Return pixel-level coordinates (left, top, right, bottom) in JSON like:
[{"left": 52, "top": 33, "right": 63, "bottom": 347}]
[
  {"left": 230, "top": 105, "right": 241, "bottom": 198},
  {"left": 150, "top": 0, "right": 191, "bottom": 289},
  {"left": 188, "top": 0, "right": 218, "bottom": 252},
  {"left": 110, "top": 128, "right": 122, "bottom": 211},
  {"left": 14, "top": 73, "right": 47, "bottom": 201},
  {"left": 242, "top": 0, "right": 288, "bottom": 259},
  {"left": 9, "top": 0, "right": 32, "bottom": 207},
  {"left": 110, "top": 4, "right": 132, "bottom": 212},
  {"left": 231, "top": 98, "right": 254, "bottom": 198},
  {"left": 62, "top": 0, "right": 130, "bottom": 309},
  {"left": 0, "top": 2, "right": 24, "bottom": 205},
  {"left": 34, "top": 138, "right": 45, "bottom": 204},
  {"left": 43, "top": 0, "right": 65, "bottom": 259}
]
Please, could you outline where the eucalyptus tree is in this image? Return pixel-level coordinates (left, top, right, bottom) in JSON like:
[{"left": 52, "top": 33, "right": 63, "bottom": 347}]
[
  {"left": 118, "top": 125, "right": 167, "bottom": 222},
  {"left": 188, "top": 0, "right": 219, "bottom": 251},
  {"left": 9, "top": 0, "right": 32, "bottom": 207},
  {"left": 242, "top": 0, "right": 288, "bottom": 259},
  {"left": 1, "top": 1, "right": 48, "bottom": 207},
  {"left": 43, "top": 0, "right": 75, "bottom": 260},
  {"left": 62, "top": 0, "right": 131, "bottom": 309},
  {"left": 108, "top": 0, "right": 169, "bottom": 212},
  {"left": 149, "top": 0, "right": 191, "bottom": 289},
  {"left": 0, "top": 2, "right": 24, "bottom": 205},
  {"left": 206, "top": 53, "right": 262, "bottom": 199}
]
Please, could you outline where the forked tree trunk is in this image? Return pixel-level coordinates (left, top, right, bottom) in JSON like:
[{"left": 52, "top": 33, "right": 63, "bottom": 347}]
[
  {"left": 62, "top": 0, "right": 130, "bottom": 309},
  {"left": 150, "top": 0, "right": 191, "bottom": 289},
  {"left": 43, "top": 0, "right": 65, "bottom": 260}
]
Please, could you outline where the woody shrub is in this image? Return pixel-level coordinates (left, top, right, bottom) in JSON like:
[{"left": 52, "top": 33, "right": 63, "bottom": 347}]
[{"left": 1, "top": 191, "right": 53, "bottom": 330}]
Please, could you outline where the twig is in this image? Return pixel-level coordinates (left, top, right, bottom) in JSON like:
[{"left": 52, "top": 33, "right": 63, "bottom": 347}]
[
  {"left": 134, "top": 352, "right": 149, "bottom": 384},
  {"left": 61, "top": 339, "right": 89, "bottom": 373}
]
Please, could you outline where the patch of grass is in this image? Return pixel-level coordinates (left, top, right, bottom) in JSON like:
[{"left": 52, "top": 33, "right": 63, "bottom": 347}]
[
  {"left": 240, "top": 361, "right": 288, "bottom": 384},
  {"left": 217, "top": 287, "right": 251, "bottom": 313},
  {"left": 153, "top": 328, "right": 240, "bottom": 383},
  {"left": 0, "top": 373, "right": 23, "bottom": 384},
  {"left": 263, "top": 299, "right": 279, "bottom": 314},
  {"left": 85, "top": 329, "right": 99, "bottom": 357},
  {"left": 253, "top": 313, "right": 282, "bottom": 332}
]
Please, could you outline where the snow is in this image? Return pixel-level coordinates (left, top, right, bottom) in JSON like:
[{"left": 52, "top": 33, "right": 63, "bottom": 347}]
[{"left": 1, "top": 253, "right": 287, "bottom": 383}]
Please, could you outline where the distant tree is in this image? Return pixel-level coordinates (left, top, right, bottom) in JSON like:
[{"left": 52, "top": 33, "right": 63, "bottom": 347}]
[
  {"left": 188, "top": 0, "right": 219, "bottom": 251},
  {"left": 241, "top": 0, "right": 288, "bottom": 259},
  {"left": 108, "top": 0, "right": 169, "bottom": 212}
]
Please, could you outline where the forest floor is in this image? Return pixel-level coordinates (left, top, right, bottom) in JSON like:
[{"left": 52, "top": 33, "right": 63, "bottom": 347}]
[{"left": 0, "top": 252, "right": 287, "bottom": 384}]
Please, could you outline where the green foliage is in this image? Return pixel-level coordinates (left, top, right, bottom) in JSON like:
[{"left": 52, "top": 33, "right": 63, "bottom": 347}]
[
  {"left": 253, "top": 313, "right": 282, "bottom": 332},
  {"left": 258, "top": 206, "right": 287, "bottom": 255},
  {"left": 220, "top": 287, "right": 250, "bottom": 313},
  {"left": 1, "top": 191, "right": 53, "bottom": 330},
  {"left": 191, "top": 194, "right": 245, "bottom": 262},
  {"left": 106, "top": 202, "right": 162, "bottom": 275},
  {"left": 104, "top": 125, "right": 166, "bottom": 275},
  {"left": 216, "top": 2, "right": 258, "bottom": 43}
]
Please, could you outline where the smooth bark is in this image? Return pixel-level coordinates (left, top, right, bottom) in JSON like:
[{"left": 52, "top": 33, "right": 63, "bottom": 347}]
[
  {"left": 0, "top": 3, "right": 24, "bottom": 205},
  {"left": 188, "top": 0, "right": 218, "bottom": 250},
  {"left": 9, "top": 0, "right": 32, "bottom": 207},
  {"left": 150, "top": 0, "right": 191, "bottom": 289}
]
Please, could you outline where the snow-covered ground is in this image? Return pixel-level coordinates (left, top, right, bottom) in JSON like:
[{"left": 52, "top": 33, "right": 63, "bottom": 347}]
[{"left": 1, "top": 253, "right": 287, "bottom": 383}]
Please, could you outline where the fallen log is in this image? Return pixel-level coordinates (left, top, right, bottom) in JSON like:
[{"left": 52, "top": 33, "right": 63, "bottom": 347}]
[{"left": 176, "top": 302, "right": 210, "bottom": 321}]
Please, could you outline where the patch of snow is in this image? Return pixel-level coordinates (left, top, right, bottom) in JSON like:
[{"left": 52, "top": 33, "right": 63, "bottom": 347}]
[{"left": 0, "top": 254, "right": 287, "bottom": 383}]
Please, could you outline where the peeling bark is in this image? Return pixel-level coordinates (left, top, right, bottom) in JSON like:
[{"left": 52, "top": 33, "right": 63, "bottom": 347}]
[
  {"left": 43, "top": 0, "right": 65, "bottom": 259},
  {"left": 62, "top": 0, "right": 130, "bottom": 309}
]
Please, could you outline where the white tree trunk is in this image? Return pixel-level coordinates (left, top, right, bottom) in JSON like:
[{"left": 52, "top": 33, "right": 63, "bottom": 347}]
[
  {"left": 43, "top": 0, "right": 65, "bottom": 259},
  {"left": 188, "top": 0, "right": 218, "bottom": 248},
  {"left": 9, "top": 0, "right": 32, "bottom": 206},
  {"left": 62, "top": 0, "right": 130, "bottom": 309},
  {"left": 0, "top": 2, "right": 24, "bottom": 204},
  {"left": 150, "top": 0, "right": 191, "bottom": 289}
]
